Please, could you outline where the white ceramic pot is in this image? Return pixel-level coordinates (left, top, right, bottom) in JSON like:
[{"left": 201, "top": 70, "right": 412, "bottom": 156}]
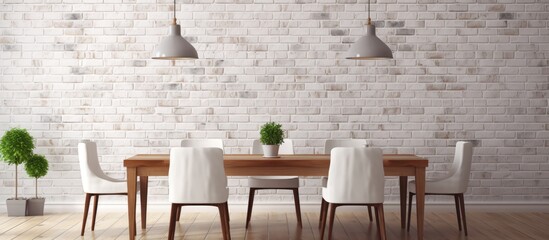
[{"left": 262, "top": 145, "right": 280, "bottom": 157}]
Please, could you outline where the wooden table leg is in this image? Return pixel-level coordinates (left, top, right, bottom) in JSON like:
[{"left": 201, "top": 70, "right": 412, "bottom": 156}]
[
  {"left": 399, "top": 176, "right": 408, "bottom": 229},
  {"left": 140, "top": 176, "right": 148, "bottom": 229},
  {"left": 415, "top": 167, "right": 426, "bottom": 240},
  {"left": 127, "top": 167, "right": 137, "bottom": 240}
]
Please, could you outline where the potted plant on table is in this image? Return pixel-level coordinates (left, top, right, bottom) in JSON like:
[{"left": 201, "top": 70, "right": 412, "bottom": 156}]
[
  {"left": 259, "top": 122, "right": 285, "bottom": 157},
  {"left": 0, "top": 128, "right": 34, "bottom": 216},
  {"left": 24, "top": 154, "right": 49, "bottom": 216}
]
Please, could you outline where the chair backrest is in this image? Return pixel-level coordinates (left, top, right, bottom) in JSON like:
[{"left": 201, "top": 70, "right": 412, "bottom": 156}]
[
  {"left": 169, "top": 147, "right": 228, "bottom": 203},
  {"left": 181, "top": 139, "right": 224, "bottom": 150},
  {"left": 447, "top": 141, "right": 473, "bottom": 193},
  {"left": 324, "top": 139, "right": 367, "bottom": 154},
  {"left": 324, "top": 147, "right": 385, "bottom": 204},
  {"left": 252, "top": 139, "right": 294, "bottom": 154},
  {"left": 78, "top": 140, "right": 110, "bottom": 193}
]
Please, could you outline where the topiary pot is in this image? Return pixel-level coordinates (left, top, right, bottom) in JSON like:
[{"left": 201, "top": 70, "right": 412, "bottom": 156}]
[
  {"left": 27, "top": 198, "right": 45, "bottom": 216},
  {"left": 6, "top": 198, "right": 27, "bottom": 217}
]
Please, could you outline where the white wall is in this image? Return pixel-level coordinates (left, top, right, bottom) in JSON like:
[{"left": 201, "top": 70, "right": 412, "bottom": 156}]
[{"left": 1, "top": 0, "right": 548, "bottom": 205}]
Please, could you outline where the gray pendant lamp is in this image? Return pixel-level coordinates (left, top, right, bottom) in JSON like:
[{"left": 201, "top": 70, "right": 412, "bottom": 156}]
[
  {"left": 345, "top": 0, "right": 393, "bottom": 60},
  {"left": 152, "top": 0, "right": 198, "bottom": 60}
]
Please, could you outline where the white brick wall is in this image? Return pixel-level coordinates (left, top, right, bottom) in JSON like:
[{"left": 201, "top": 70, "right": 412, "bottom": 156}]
[{"left": 1, "top": 0, "right": 548, "bottom": 205}]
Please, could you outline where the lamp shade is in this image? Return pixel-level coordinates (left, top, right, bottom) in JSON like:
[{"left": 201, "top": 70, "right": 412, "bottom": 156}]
[
  {"left": 345, "top": 24, "right": 393, "bottom": 60},
  {"left": 152, "top": 24, "right": 198, "bottom": 60}
]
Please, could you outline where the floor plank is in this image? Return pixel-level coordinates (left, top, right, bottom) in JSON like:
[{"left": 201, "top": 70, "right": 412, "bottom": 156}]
[
  {"left": 0, "top": 216, "right": 33, "bottom": 235},
  {"left": 245, "top": 211, "right": 269, "bottom": 240},
  {"left": 34, "top": 213, "right": 81, "bottom": 239},
  {"left": 228, "top": 212, "right": 247, "bottom": 240},
  {"left": 81, "top": 212, "right": 126, "bottom": 240},
  {"left": 2, "top": 215, "right": 52, "bottom": 239},
  {"left": 384, "top": 212, "right": 411, "bottom": 240},
  {"left": 183, "top": 211, "right": 216, "bottom": 240},
  {"left": 339, "top": 211, "right": 372, "bottom": 240},
  {"left": 288, "top": 212, "right": 314, "bottom": 240},
  {"left": 507, "top": 212, "right": 549, "bottom": 239},
  {"left": 1, "top": 210, "right": 549, "bottom": 240},
  {"left": 137, "top": 212, "right": 165, "bottom": 240},
  {"left": 12, "top": 213, "right": 69, "bottom": 240},
  {"left": 327, "top": 208, "right": 350, "bottom": 240},
  {"left": 306, "top": 212, "right": 323, "bottom": 240},
  {"left": 268, "top": 211, "right": 288, "bottom": 240}
]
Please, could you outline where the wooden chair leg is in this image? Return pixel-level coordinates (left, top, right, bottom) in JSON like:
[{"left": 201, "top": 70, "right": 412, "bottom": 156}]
[
  {"left": 224, "top": 203, "right": 231, "bottom": 239},
  {"left": 454, "top": 194, "right": 462, "bottom": 231},
  {"left": 377, "top": 204, "right": 387, "bottom": 240},
  {"left": 91, "top": 195, "right": 99, "bottom": 231},
  {"left": 168, "top": 204, "right": 178, "bottom": 240},
  {"left": 225, "top": 204, "right": 231, "bottom": 240},
  {"left": 327, "top": 203, "right": 338, "bottom": 240},
  {"left": 375, "top": 204, "right": 380, "bottom": 233},
  {"left": 368, "top": 206, "right": 373, "bottom": 222},
  {"left": 320, "top": 200, "right": 329, "bottom": 240},
  {"left": 319, "top": 198, "right": 328, "bottom": 228},
  {"left": 223, "top": 202, "right": 231, "bottom": 240},
  {"left": 292, "top": 188, "right": 303, "bottom": 228},
  {"left": 459, "top": 194, "right": 468, "bottom": 236},
  {"left": 176, "top": 206, "right": 181, "bottom": 222},
  {"left": 407, "top": 192, "right": 414, "bottom": 232},
  {"left": 81, "top": 193, "right": 92, "bottom": 236},
  {"left": 224, "top": 202, "right": 230, "bottom": 223},
  {"left": 245, "top": 188, "right": 256, "bottom": 228},
  {"left": 218, "top": 204, "right": 229, "bottom": 240}
]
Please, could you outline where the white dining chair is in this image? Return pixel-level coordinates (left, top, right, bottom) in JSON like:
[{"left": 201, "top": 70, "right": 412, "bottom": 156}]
[
  {"left": 321, "top": 139, "right": 373, "bottom": 225},
  {"left": 181, "top": 139, "right": 224, "bottom": 149},
  {"left": 324, "top": 139, "right": 368, "bottom": 154},
  {"left": 246, "top": 139, "right": 301, "bottom": 228},
  {"left": 176, "top": 139, "right": 224, "bottom": 221},
  {"left": 319, "top": 147, "right": 386, "bottom": 240},
  {"left": 78, "top": 140, "right": 139, "bottom": 236},
  {"left": 168, "top": 147, "right": 230, "bottom": 240},
  {"left": 407, "top": 141, "right": 473, "bottom": 235}
]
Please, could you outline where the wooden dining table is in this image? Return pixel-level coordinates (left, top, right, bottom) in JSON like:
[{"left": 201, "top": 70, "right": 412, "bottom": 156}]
[{"left": 124, "top": 154, "right": 428, "bottom": 240}]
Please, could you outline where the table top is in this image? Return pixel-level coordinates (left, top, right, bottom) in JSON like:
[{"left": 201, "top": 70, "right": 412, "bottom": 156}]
[{"left": 124, "top": 154, "right": 428, "bottom": 168}]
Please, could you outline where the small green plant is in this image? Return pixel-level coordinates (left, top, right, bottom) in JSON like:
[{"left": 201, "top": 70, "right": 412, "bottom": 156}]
[
  {"left": 25, "top": 154, "right": 49, "bottom": 199},
  {"left": 259, "top": 122, "right": 285, "bottom": 145},
  {"left": 0, "top": 128, "right": 35, "bottom": 199}
]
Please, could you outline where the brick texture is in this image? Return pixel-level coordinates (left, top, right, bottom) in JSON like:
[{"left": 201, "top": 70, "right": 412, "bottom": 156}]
[{"left": 1, "top": 0, "right": 548, "bottom": 204}]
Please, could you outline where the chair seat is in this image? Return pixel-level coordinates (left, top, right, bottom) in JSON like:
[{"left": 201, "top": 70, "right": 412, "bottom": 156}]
[
  {"left": 248, "top": 176, "right": 299, "bottom": 188},
  {"left": 321, "top": 187, "right": 381, "bottom": 204},
  {"left": 87, "top": 179, "right": 138, "bottom": 194},
  {"left": 409, "top": 178, "right": 462, "bottom": 194}
]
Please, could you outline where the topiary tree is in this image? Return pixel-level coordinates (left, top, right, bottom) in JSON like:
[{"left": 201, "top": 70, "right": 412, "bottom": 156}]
[
  {"left": 259, "top": 122, "right": 285, "bottom": 145},
  {"left": 0, "top": 128, "right": 35, "bottom": 199},
  {"left": 25, "top": 154, "right": 49, "bottom": 199}
]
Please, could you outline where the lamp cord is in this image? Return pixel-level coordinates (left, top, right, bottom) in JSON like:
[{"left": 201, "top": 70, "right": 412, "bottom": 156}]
[
  {"left": 367, "top": 0, "right": 371, "bottom": 25},
  {"left": 172, "top": 0, "right": 177, "bottom": 24}
]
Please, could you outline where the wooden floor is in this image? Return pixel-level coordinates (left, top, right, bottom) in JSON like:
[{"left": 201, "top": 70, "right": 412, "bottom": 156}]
[{"left": 1, "top": 210, "right": 548, "bottom": 240}]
